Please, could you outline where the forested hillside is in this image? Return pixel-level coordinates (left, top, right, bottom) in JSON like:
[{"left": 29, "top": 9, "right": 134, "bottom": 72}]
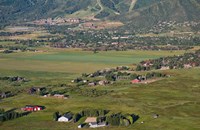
[
  {"left": 118, "top": 0, "right": 200, "bottom": 31},
  {"left": 0, "top": 0, "right": 200, "bottom": 30}
]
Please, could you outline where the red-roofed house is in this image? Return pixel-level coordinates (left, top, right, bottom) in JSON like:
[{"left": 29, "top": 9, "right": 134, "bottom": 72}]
[
  {"left": 131, "top": 79, "right": 141, "bottom": 84},
  {"left": 21, "top": 105, "right": 44, "bottom": 112}
]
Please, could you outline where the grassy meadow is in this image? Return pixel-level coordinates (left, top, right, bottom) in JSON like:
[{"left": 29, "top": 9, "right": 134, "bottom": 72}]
[{"left": 0, "top": 48, "right": 200, "bottom": 130}]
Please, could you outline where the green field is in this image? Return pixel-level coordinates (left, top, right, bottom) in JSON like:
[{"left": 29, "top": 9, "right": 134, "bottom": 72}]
[
  {"left": 0, "top": 49, "right": 200, "bottom": 130},
  {"left": 0, "top": 49, "right": 186, "bottom": 73}
]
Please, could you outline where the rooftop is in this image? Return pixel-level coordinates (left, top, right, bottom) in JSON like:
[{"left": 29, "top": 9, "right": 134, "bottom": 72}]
[{"left": 85, "top": 117, "right": 97, "bottom": 123}]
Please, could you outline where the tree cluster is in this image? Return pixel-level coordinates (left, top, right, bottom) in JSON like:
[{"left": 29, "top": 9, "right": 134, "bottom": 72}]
[{"left": 0, "top": 108, "right": 30, "bottom": 122}]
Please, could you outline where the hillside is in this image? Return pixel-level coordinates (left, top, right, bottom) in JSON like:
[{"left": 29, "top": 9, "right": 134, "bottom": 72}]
[
  {"left": 118, "top": 0, "right": 200, "bottom": 31},
  {"left": 0, "top": 0, "right": 200, "bottom": 30}
]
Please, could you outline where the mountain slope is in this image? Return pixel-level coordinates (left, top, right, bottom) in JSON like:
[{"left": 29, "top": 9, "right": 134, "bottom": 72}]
[
  {"left": 0, "top": 0, "right": 200, "bottom": 29},
  {"left": 116, "top": 0, "right": 200, "bottom": 30}
]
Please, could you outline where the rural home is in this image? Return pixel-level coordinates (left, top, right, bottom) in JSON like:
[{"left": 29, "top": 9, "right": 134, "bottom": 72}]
[
  {"left": 83, "top": 80, "right": 88, "bottom": 83},
  {"left": 54, "top": 94, "right": 64, "bottom": 98},
  {"left": 78, "top": 124, "right": 84, "bottom": 128},
  {"left": 89, "top": 122, "right": 107, "bottom": 128},
  {"left": 98, "top": 80, "right": 109, "bottom": 86},
  {"left": 131, "top": 79, "right": 141, "bottom": 84},
  {"left": 58, "top": 113, "right": 73, "bottom": 122},
  {"left": 85, "top": 117, "right": 97, "bottom": 123},
  {"left": 21, "top": 105, "right": 44, "bottom": 112},
  {"left": 184, "top": 64, "right": 192, "bottom": 69},
  {"left": 88, "top": 82, "right": 96, "bottom": 86},
  {"left": 53, "top": 94, "right": 68, "bottom": 99},
  {"left": 160, "top": 66, "right": 170, "bottom": 70},
  {"left": 84, "top": 117, "right": 106, "bottom": 128}
]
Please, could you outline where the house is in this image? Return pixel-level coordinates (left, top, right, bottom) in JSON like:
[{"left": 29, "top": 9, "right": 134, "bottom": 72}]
[
  {"left": 78, "top": 124, "right": 85, "bottom": 128},
  {"left": 160, "top": 66, "right": 170, "bottom": 70},
  {"left": 85, "top": 117, "right": 97, "bottom": 123},
  {"left": 58, "top": 113, "right": 73, "bottom": 122},
  {"left": 84, "top": 117, "right": 106, "bottom": 128},
  {"left": 28, "top": 87, "right": 37, "bottom": 94},
  {"left": 90, "top": 122, "right": 107, "bottom": 128},
  {"left": 53, "top": 94, "right": 68, "bottom": 99},
  {"left": 184, "top": 64, "right": 192, "bottom": 69},
  {"left": 88, "top": 82, "right": 96, "bottom": 86},
  {"left": 54, "top": 94, "right": 64, "bottom": 99},
  {"left": 83, "top": 80, "right": 88, "bottom": 83},
  {"left": 21, "top": 105, "right": 44, "bottom": 112},
  {"left": 153, "top": 114, "right": 159, "bottom": 119},
  {"left": 89, "top": 122, "right": 98, "bottom": 128},
  {"left": 131, "top": 79, "right": 141, "bottom": 84},
  {"left": 98, "top": 80, "right": 109, "bottom": 86},
  {"left": 78, "top": 124, "right": 83, "bottom": 128}
]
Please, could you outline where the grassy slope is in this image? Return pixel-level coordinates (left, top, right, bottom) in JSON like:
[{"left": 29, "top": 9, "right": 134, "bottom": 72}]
[
  {"left": 0, "top": 48, "right": 199, "bottom": 130},
  {"left": 0, "top": 69, "right": 200, "bottom": 130}
]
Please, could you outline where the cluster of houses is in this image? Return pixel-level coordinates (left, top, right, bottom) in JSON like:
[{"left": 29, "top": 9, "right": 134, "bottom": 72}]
[
  {"left": 43, "top": 94, "right": 69, "bottom": 99},
  {"left": 72, "top": 64, "right": 169, "bottom": 86},
  {"left": 80, "top": 22, "right": 105, "bottom": 29},
  {"left": 71, "top": 78, "right": 111, "bottom": 86},
  {"left": 33, "top": 18, "right": 81, "bottom": 25},
  {"left": 81, "top": 117, "right": 106, "bottom": 128},
  {"left": 57, "top": 114, "right": 106, "bottom": 128},
  {"left": 0, "top": 76, "right": 27, "bottom": 82},
  {"left": 138, "top": 50, "right": 200, "bottom": 71},
  {"left": 28, "top": 87, "right": 69, "bottom": 99}
]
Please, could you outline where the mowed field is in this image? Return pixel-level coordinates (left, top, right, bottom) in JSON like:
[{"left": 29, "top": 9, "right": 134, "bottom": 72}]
[
  {"left": 0, "top": 48, "right": 200, "bottom": 130},
  {"left": 0, "top": 48, "right": 186, "bottom": 73}
]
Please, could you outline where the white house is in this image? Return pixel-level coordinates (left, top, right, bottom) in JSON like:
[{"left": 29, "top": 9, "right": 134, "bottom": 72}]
[
  {"left": 89, "top": 122, "right": 107, "bottom": 128},
  {"left": 58, "top": 113, "right": 72, "bottom": 122},
  {"left": 89, "top": 122, "right": 98, "bottom": 128},
  {"left": 84, "top": 117, "right": 107, "bottom": 128},
  {"left": 78, "top": 124, "right": 83, "bottom": 128}
]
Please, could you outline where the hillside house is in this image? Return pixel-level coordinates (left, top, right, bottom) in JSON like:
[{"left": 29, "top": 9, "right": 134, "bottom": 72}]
[
  {"left": 98, "top": 80, "right": 109, "bottom": 86},
  {"left": 88, "top": 82, "right": 96, "bottom": 86},
  {"left": 21, "top": 105, "right": 44, "bottom": 112},
  {"left": 54, "top": 94, "right": 64, "bottom": 99},
  {"left": 131, "top": 79, "right": 141, "bottom": 84},
  {"left": 78, "top": 124, "right": 84, "bottom": 128},
  {"left": 89, "top": 122, "right": 107, "bottom": 128},
  {"left": 58, "top": 113, "right": 73, "bottom": 122},
  {"left": 85, "top": 117, "right": 97, "bottom": 123},
  {"left": 184, "top": 64, "right": 192, "bottom": 69},
  {"left": 53, "top": 94, "right": 68, "bottom": 99},
  {"left": 28, "top": 88, "right": 37, "bottom": 94},
  {"left": 84, "top": 117, "right": 105, "bottom": 128},
  {"left": 160, "top": 66, "right": 170, "bottom": 70},
  {"left": 85, "top": 117, "right": 106, "bottom": 128}
]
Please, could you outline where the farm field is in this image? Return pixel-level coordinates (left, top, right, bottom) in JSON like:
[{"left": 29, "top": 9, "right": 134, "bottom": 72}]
[
  {"left": 0, "top": 48, "right": 186, "bottom": 73},
  {"left": 0, "top": 48, "right": 200, "bottom": 130}
]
